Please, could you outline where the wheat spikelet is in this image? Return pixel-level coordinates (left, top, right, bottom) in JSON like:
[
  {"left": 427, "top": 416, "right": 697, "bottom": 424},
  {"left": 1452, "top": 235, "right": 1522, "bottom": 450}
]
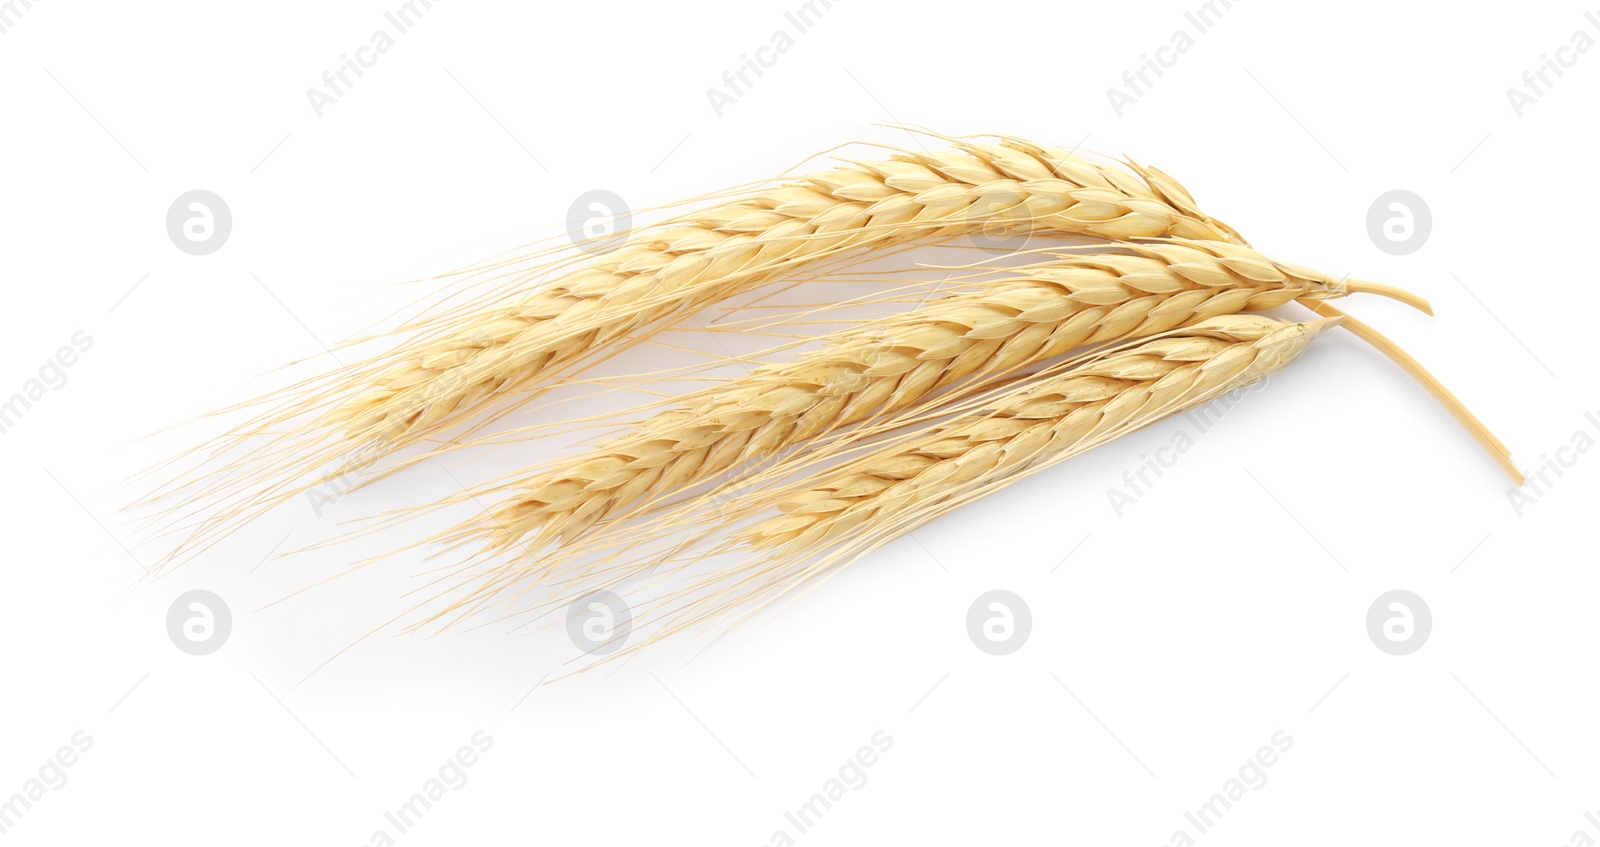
[{"left": 450, "top": 241, "right": 1407, "bottom": 560}]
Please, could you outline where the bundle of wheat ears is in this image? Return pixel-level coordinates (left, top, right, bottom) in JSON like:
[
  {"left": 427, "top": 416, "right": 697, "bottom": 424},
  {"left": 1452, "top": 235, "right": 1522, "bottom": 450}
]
[{"left": 135, "top": 130, "right": 1519, "bottom": 669}]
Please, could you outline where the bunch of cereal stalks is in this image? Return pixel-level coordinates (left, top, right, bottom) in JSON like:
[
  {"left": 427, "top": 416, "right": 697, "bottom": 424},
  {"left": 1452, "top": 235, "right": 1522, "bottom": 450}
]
[
  {"left": 130, "top": 129, "right": 1524, "bottom": 681},
  {"left": 135, "top": 132, "right": 1246, "bottom": 568},
  {"left": 438, "top": 240, "right": 1422, "bottom": 566}
]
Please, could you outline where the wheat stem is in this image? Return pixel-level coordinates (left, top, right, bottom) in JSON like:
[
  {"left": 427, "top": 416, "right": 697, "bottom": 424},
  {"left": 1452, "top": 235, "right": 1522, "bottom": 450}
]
[{"left": 1300, "top": 299, "right": 1520, "bottom": 484}]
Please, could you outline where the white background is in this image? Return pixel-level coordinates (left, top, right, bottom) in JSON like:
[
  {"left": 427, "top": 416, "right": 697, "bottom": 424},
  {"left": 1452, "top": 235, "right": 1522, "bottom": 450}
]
[{"left": 1, "top": 0, "right": 1596, "bottom": 843}]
